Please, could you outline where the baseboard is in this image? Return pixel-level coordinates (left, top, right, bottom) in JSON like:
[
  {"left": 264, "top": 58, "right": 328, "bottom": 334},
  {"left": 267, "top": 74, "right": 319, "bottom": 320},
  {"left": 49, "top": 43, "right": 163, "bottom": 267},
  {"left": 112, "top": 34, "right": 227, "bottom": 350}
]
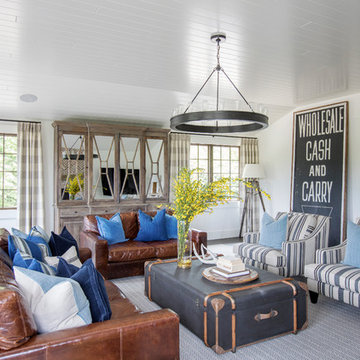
[{"left": 207, "top": 228, "right": 240, "bottom": 240}]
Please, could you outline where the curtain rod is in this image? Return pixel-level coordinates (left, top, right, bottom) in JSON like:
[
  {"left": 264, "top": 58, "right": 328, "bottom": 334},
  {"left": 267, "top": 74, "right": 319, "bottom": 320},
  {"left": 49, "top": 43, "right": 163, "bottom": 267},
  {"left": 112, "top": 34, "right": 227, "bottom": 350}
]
[
  {"left": 0, "top": 119, "right": 41, "bottom": 124},
  {"left": 169, "top": 131, "right": 257, "bottom": 140}
]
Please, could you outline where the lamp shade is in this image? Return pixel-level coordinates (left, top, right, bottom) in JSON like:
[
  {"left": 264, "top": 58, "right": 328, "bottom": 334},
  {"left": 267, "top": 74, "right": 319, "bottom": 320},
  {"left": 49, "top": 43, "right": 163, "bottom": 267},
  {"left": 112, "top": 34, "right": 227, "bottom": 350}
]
[{"left": 242, "top": 164, "right": 265, "bottom": 179}]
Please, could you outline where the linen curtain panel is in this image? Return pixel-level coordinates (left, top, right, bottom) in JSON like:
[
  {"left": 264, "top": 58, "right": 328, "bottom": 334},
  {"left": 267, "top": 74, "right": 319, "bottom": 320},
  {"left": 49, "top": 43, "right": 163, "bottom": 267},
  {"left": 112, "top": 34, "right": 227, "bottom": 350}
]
[
  {"left": 169, "top": 133, "right": 190, "bottom": 202},
  {"left": 240, "top": 137, "right": 260, "bottom": 235},
  {"left": 17, "top": 122, "right": 45, "bottom": 232}
]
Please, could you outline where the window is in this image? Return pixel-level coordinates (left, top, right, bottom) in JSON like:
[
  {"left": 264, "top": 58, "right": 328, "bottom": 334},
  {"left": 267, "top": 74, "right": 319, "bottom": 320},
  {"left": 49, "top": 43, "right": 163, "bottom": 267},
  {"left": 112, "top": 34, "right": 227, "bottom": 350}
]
[
  {"left": 0, "top": 134, "right": 17, "bottom": 209},
  {"left": 190, "top": 144, "right": 240, "bottom": 199}
]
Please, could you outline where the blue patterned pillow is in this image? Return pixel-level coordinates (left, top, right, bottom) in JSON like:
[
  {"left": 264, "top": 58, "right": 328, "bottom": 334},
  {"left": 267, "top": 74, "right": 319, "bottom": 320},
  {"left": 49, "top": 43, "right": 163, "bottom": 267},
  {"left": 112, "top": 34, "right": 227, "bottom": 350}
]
[
  {"left": 96, "top": 213, "right": 127, "bottom": 245},
  {"left": 259, "top": 213, "right": 288, "bottom": 250},
  {"left": 71, "top": 259, "right": 112, "bottom": 322},
  {"left": 8, "top": 235, "right": 50, "bottom": 261},
  {"left": 11, "top": 228, "right": 28, "bottom": 239},
  {"left": 14, "top": 267, "right": 92, "bottom": 333},
  {"left": 343, "top": 221, "right": 360, "bottom": 268},
  {"left": 49, "top": 227, "right": 79, "bottom": 256},
  {"left": 135, "top": 209, "right": 168, "bottom": 241},
  {"left": 165, "top": 214, "right": 178, "bottom": 239},
  {"left": 13, "top": 250, "right": 56, "bottom": 275}
]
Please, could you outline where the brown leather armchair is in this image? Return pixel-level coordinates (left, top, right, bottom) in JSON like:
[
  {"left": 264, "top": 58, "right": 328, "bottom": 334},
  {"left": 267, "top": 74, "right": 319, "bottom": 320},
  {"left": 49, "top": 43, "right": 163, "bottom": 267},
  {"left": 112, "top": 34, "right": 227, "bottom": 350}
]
[{"left": 80, "top": 211, "right": 207, "bottom": 279}]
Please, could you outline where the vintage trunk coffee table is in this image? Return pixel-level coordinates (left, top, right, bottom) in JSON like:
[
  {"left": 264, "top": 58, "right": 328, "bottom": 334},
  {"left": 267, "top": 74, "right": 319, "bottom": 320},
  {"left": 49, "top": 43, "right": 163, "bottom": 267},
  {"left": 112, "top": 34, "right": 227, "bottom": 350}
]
[{"left": 144, "top": 259, "right": 308, "bottom": 354}]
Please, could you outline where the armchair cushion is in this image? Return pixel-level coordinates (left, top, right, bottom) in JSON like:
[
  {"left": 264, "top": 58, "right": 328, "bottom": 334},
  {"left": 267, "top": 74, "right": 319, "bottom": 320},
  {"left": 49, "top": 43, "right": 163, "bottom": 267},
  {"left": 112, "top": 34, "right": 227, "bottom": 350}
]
[
  {"left": 343, "top": 221, "right": 360, "bottom": 268},
  {"left": 305, "top": 263, "right": 360, "bottom": 293},
  {"left": 259, "top": 213, "right": 288, "bottom": 249},
  {"left": 237, "top": 243, "right": 286, "bottom": 267}
]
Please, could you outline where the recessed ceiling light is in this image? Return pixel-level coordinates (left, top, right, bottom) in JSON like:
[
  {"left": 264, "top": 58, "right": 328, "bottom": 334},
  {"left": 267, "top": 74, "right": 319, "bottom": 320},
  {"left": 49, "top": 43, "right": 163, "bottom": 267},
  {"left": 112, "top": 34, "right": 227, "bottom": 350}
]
[{"left": 20, "top": 94, "right": 38, "bottom": 102}]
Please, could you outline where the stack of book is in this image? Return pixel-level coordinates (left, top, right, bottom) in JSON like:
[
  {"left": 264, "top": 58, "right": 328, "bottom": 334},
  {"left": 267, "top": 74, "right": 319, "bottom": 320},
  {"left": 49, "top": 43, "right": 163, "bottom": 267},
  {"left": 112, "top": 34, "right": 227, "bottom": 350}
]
[{"left": 212, "top": 256, "right": 250, "bottom": 279}]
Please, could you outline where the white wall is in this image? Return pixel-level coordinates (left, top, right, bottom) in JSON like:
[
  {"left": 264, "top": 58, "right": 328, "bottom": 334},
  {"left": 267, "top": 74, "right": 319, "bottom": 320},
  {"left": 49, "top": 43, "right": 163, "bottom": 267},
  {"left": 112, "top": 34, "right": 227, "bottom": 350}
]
[{"left": 258, "top": 92, "right": 360, "bottom": 224}]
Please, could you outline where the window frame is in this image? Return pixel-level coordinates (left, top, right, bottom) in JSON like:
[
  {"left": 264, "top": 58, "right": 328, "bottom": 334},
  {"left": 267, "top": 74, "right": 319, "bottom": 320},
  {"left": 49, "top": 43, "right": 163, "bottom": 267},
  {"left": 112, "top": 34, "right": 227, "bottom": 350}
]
[
  {"left": 0, "top": 133, "right": 17, "bottom": 210},
  {"left": 190, "top": 143, "right": 241, "bottom": 200}
]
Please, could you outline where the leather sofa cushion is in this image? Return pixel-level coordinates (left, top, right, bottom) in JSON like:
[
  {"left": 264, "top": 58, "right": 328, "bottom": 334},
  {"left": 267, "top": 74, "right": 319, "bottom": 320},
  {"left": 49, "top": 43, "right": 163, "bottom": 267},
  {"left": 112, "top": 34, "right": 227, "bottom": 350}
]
[
  {"left": 105, "top": 281, "right": 140, "bottom": 320},
  {"left": 147, "top": 240, "right": 177, "bottom": 258},
  {"left": 83, "top": 212, "right": 139, "bottom": 240},
  {"left": 108, "top": 241, "right": 156, "bottom": 263},
  {"left": 0, "top": 267, "right": 37, "bottom": 350}
]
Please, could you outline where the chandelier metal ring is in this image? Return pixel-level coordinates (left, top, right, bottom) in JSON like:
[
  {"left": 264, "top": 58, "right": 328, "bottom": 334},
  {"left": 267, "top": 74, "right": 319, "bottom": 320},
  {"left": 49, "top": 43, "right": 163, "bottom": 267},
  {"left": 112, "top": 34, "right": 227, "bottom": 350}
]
[
  {"left": 170, "top": 32, "right": 269, "bottom": 134},
  {"left": 171, "top": 111, "right": 268, "bottom": 133}
]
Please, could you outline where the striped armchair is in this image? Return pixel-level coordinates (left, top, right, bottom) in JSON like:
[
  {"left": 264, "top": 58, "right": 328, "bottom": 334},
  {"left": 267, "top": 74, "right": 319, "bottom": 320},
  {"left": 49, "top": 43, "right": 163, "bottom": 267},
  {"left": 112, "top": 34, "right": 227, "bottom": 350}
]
[
  {"left": 305, "top": 219, "right": 360, "bottom": 308},
  {"left": 233, "top": 212, "right": 331, "bottom": 277}
]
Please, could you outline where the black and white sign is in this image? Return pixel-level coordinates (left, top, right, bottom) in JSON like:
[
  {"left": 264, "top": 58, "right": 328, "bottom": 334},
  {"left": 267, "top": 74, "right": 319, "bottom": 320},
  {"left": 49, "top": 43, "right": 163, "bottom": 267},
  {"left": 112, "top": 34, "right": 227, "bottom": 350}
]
[{"left": 291, "top": 102, "right": 348, "bottom": 246}]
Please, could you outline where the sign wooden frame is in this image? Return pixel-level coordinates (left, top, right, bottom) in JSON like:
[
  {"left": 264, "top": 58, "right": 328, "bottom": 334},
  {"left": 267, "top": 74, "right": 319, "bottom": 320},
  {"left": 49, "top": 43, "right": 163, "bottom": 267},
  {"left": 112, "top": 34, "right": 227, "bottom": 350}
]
[{"left": 290, "top": 101, "right": 348, "bottom": 245}]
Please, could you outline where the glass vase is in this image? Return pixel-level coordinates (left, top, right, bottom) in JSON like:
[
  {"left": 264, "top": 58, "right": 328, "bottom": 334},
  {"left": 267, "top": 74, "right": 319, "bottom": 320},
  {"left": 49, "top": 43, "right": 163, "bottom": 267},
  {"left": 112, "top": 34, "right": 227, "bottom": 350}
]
[{"left": 177, "top": 220, "right": 192, "bottom": 269}]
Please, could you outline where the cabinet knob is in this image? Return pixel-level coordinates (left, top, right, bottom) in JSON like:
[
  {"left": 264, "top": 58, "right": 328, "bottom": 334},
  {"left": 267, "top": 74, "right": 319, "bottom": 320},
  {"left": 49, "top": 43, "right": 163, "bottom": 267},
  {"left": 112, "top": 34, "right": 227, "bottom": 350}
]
[{"left": 74, "top": 211, "right": 78, "bottom": 214}]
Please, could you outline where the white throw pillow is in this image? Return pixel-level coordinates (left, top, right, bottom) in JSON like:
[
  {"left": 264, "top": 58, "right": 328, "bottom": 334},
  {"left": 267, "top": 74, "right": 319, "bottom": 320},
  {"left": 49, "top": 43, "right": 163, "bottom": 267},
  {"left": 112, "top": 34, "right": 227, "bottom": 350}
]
[
  {"left": 14, "top": 267, "right": 92, "bottom": 333},
  {"left": 44, "top": 246, "right": 82, "bottom": 269}
]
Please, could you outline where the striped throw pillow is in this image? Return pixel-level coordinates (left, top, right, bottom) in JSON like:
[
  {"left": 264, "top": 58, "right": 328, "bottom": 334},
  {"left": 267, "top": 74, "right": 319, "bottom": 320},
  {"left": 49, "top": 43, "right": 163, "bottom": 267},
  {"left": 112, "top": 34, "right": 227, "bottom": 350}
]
[{"left": 287, "top": 213, "right": 317, "bottom": 241}]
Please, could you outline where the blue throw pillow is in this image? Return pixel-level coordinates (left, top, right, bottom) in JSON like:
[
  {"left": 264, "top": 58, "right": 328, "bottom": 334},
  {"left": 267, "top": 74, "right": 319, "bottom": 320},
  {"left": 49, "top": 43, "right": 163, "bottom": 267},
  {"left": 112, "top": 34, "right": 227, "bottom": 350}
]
[
  {"left": 135, "top": 209, "right": 168, "bottom": 241},
  {"left": 165, "top": 214, "right": 178, "bottom": 239},
  {"left": 71, "top": 259, "right": 112, "bottom": 322},
  {"left": 343, "top": 221, "right": 360, "bottom": 268},
  {"left": 8, "top": 235, "right": 45, "bottom": 261},
  {"left": 13, "top": 250, "right": 56, "bottom": 275},
  {"left": 96, "top": 213, "right": 127, "bottom": 245},
  {"left": 11, "top": 228, "right": 28, "bottom": 239},
  {"left": 27, "top": 233, "right": 52, "bottom": 258},
  {"left": 259, "top": 213, "right": 288, "bottom": 250},
  {"left": 56, "top": 257, "right": 80, "bottom": 278},
  {"left": 49, "top": 227, "right": 79, "bottom": 256}
]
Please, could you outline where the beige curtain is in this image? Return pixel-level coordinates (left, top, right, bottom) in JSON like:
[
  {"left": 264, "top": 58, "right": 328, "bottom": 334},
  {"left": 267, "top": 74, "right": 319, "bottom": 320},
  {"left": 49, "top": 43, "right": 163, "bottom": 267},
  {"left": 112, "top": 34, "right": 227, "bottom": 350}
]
[
  {"left": 17, "top": 122, "right": 45, "bottom": 232},
  {"left": 169, "top": 133, "right": 190, "bottom": 202},
  {"left": 240, "top": 138, "right": 260, "bottom": 235}
]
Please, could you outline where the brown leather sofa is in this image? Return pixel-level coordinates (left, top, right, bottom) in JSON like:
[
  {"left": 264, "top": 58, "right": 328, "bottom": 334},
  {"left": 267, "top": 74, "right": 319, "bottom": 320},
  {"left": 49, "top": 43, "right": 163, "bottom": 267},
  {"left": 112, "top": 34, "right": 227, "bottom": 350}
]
[
  {"left": 0, "top": 231, "right": 179, "bottom": 360},
  {"left": 80, "top": 211, "right": 207, "bottom": 279}
]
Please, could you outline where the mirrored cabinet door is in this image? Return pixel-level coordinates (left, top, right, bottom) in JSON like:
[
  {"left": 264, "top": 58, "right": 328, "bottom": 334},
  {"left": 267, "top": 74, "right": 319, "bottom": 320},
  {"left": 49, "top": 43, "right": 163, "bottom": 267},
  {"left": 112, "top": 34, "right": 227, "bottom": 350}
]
[
  {"left": 91, "top": 135, "right": 116, "bottom": 201},
  {"left": 119, "top": 137, "right": 141, "bottom": 200},
  {"left": 60, "top": 133, "right": 86, "bottom": 202},
  {"left": 145, "top": 138, "right": 165, "bottom": 198}
]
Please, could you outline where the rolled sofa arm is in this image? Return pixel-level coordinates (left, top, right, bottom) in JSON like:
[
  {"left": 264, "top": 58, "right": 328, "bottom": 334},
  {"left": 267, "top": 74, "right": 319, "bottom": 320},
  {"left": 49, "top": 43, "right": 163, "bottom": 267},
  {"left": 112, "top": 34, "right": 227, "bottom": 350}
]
[
  {"left": 0, "top": 309, "right": 180, "bottom": 360},
  {"left": 191, "top": 229, "right": 207, "bottom": 254},
  {"left": 315, "top": 241, "right": 347, "bottom": 264},
  {"left": 78, "top": 248, "right": 92, "bottom": 263},
  {"left": 79, "top": 231, "right": 109, "bottom": 279}
]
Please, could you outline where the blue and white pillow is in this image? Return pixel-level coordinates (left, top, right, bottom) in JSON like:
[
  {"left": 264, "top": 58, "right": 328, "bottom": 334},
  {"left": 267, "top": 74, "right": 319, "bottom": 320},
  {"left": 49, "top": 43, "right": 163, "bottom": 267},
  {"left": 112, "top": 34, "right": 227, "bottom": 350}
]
[
  {"left": 29, "top": 225, "right": 50, "bottom": 243},
  {"left": 8, "top": 235, "right": 51, "bottom": 262},
  {"left": 13, "top": 267, "right": 92, "bottom": 333},
  {"left": 11, "top": 227, "right": 28, "bottom": 239},
  {"left": 44, "top": 246, "right": 82, "bottom": 269},
  {"left": 13, "top": 250, "right": 56, "bottom": 275}
]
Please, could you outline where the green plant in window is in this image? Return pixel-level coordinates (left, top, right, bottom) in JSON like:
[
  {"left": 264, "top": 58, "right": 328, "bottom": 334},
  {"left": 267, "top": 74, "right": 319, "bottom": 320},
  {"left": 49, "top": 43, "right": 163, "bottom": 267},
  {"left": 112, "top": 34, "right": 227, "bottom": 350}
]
[{"left": 66, "top": 174, "right": 84, "bottom": 200}]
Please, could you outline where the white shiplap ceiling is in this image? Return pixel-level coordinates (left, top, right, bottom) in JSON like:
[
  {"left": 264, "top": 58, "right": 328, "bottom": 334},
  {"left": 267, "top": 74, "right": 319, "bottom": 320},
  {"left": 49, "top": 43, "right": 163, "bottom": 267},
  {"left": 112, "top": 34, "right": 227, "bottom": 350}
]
[{"left": 0, "top": 0, "right": 360, "bottom": 128}]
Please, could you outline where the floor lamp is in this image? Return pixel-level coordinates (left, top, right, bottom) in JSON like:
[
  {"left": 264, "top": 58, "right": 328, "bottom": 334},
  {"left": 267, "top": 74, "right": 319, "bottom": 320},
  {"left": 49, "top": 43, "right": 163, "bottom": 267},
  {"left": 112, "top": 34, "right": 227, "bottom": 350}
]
[{"left": 239, "top": 164, "right": 266, "bottom": 238}]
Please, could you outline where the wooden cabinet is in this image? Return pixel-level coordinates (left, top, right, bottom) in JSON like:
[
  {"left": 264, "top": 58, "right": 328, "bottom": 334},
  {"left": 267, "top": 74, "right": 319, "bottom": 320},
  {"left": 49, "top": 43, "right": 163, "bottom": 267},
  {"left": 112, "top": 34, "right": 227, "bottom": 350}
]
[{"left": 53, "top": 121, "right": 169, "bottom": 240}]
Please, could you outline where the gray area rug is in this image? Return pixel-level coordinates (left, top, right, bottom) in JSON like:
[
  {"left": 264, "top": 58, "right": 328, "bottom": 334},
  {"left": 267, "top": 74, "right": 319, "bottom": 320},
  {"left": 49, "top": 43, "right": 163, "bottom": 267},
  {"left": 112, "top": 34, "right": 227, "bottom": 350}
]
[{"left": 112, "top": 276, "right": 360, "bottom": 360}]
